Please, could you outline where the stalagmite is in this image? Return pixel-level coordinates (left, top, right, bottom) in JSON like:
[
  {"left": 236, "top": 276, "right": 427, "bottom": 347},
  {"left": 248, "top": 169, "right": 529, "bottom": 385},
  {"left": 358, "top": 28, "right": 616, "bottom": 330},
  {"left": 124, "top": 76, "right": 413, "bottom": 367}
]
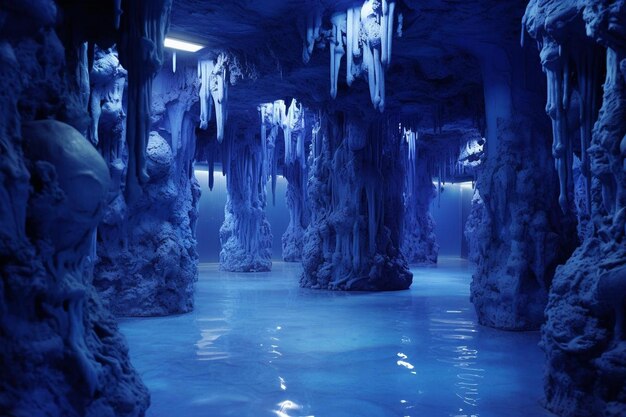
[
  {"left": 220, "top": 127, "right": 272, "bottom": 272},
  {"left": 94, "top": 65, "right": 200, "bottom": 316},
  {"left": 302, "top": 114, "right": 412, "bottom": 290}
]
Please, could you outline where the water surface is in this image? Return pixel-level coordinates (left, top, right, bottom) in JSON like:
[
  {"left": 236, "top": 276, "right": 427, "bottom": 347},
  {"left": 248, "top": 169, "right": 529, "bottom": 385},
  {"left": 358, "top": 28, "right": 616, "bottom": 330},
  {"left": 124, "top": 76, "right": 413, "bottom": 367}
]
[{"left": 120, "top": 258, "right": 553, "bottom": 417}]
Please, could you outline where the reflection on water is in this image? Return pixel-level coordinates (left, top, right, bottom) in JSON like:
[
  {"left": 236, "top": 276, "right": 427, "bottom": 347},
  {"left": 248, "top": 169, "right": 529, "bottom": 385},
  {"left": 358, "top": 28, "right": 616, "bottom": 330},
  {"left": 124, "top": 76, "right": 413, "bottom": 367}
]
[
  {"left": 120, "top": 260, "right": 552, "bottom": 417},
  {"left": 429, "top": 309, "right": 484, "bottom": 416},
  {"left": 195, "top": 318, "right": 230, "bottom": 361},
  {"left": 272, "top": 400, "right": 314, "bottom": 417},
  {"left": 396, "top": 352, "right": 415, "bottom": 370}
]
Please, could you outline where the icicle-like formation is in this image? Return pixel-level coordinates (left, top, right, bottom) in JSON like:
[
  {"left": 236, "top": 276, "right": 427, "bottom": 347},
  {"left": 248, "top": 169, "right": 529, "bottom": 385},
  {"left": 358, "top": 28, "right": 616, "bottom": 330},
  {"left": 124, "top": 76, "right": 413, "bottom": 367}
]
[
  {"left": 259, "top": 98, "right": 306, "bottom": 166},
  {"left": 544, "top": 47, "right": 572, "bottom": 213},
  {"left": 197, "top": 54, "right": 229, "bottom": 142},
  {"left": 572, "top": 44, "right": 604, "bottom": 213},
  {"left": 259, "top": 103, "right": 271, "bottom": 185},
  {"left": 330, "top": 12, "right": 346, "bottom": 99},
  {"left": 259, "top": 100, "right": 284, "bottom": 204},
  {"left": 198, "top": 60, "right": 213, "bottom": 130},
  {"left": 208, "top": 151, "right": 215, "bottom": 190},
  {"left": 284, "top": 99, "right": 305, "bottom": 165},
  {"left": 346, "top": 7, "right": 360, "bottom": 86},
  {"left": 88, "top": 48, "right": 126, "bottom": 149},
  {"left": 404, "top": 127, "right": 416, "bottom": 162},
  {"left": 326, "top": 1, "right": 396, "bottom": 111},
  {"left": 118, "top": 0, "right": 173, "bottom": 201},
  {"left": 403, "top": 128, "right": 417, "bottom": 199},
  {"left": 302, "top": 8, "right": 322, "bottom": 63},
  {"left": 211, "top": 54, "right": 229, "bottom": 143},
  {"left": 172, "top": 51, "right": 176, "bottom": 73}
]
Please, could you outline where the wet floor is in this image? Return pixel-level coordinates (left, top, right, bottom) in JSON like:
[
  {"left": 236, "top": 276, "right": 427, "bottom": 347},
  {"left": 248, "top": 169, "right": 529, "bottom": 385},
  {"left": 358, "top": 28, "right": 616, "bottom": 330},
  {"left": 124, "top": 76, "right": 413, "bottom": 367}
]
[{"left": 119, "top": 258, "right": 554, "bottom": 417}]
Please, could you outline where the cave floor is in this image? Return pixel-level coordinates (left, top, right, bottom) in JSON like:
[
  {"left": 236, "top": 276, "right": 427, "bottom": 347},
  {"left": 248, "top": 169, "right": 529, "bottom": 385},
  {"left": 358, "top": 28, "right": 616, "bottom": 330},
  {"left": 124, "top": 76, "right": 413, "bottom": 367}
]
[{"left": 119, "top": 258, "right": 555, "bottom": 417}]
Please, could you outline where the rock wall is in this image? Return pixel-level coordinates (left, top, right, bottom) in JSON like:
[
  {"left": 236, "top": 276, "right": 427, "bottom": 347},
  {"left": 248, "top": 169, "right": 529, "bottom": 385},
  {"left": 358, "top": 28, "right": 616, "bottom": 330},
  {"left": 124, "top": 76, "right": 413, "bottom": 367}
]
[
  {"left": 219, "top": 126, "right": 273, "bottom": 272},
  {"left": 282, "top": 161, "right": 310, "bottom": 261},
  {"left": 401, "top": 130, "right": 438, "bottom": 264},
  {"left": 524, "top": 1, "right": 626, "bottom": 415},
  {"left": 94, "top": 65, "right": 200, "bottom": 317},
  {"left": 0, "top": 2, "right": 148, "bottom": 415},
  {"left": 466, "top": 44, "right": 576, "bottom": 330},
  {"left": 301, "top": 113, "right": 412, "bottom": 291}
]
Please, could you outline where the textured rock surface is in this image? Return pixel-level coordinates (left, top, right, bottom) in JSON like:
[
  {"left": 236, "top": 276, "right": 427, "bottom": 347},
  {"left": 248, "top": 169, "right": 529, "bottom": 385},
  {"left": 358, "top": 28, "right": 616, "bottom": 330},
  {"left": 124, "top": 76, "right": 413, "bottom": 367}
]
[
  {"left": 524, "top": 1, "right": 626, "bottom": 415},
  {"left": 401, "top": 131, "right": 438, "bottom": 265},
  {"left": 469, "top": 115, "right": 576, "bottom": 330},
  {"left": 94, "top": 66, "right": 200, "bottom": 317},
  {"left": 220, "top": 125, "right": 273, "bottom": 272},
  {"left": 282, "top": 160, "right": 311, "bottom": 262},
  {"left": 301, "top": 113, "right": 412, "bottom": 290},
  {"left": 280, "top": 108, "right": 313, "bottom": 262},
  {"left": 464, "top": 40, "right": 577, "bottom": 330},
  {"left": 0, "top": 3, "right": 148, "bottom": 413}
]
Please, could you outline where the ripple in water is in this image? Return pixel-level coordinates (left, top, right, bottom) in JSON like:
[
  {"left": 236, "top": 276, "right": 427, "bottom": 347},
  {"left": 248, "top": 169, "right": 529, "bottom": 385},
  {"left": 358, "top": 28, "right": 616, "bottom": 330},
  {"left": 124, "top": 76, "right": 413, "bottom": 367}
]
[
  {"left": 429, "top": 308, "right": 484, "bottom": 413},
  {"left": 195, "top": 318, "right": 230, "bottom": 361}
]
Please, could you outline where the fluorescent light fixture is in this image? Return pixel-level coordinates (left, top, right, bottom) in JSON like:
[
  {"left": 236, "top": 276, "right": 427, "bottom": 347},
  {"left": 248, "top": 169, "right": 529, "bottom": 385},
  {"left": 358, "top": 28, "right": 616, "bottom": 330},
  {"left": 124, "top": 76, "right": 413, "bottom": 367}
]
[{"left": 164, "top": 37, "right": 204, "bottom": 52}]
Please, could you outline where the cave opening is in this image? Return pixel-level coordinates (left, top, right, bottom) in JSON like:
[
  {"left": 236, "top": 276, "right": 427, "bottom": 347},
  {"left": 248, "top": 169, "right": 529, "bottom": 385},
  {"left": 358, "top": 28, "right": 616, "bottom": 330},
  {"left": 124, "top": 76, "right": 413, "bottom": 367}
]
[{"left": 1, "top": 1, "right": 625, "bottom": 417}]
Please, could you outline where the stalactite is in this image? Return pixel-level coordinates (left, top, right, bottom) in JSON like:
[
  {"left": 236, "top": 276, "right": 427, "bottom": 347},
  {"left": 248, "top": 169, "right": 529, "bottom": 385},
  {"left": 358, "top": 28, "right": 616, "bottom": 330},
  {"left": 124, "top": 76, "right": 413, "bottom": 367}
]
[
  {"left": 523, "top": 3, "right": 626, "bottom": 415},
  {"left": 302, "top": 7, "right": 322, "bottom": 63},
  {"left": 326, "top": 1, "right": 396, "bottom": 112},
  {"left": 197, "top": 54, "right": 229, "bottom": 142},
  {"left": 544, "top": 56, "right": 571, "bottom": 213},
  {"left": 167, "top": 100, "right": 185, "bottom": 157},
  {"left": 208, "top": 151, "right": 215, "bottom": 190},
  {"left": 198, "top": 60, "right": 213, "bottom": 130},
  {"left": 211, "top": 54, "right": 229, "bottom": 143},
  {"left": 330, "top": 12, "right": 346, "bottom": 99},
  {"left": 572, "top": 43, "right": 605, "bottom": 214},
  {"left": 284, "top": 99, "right": 305, "bottom": 165},
  {"left": 346, "top": 7, "right": 361, "bottom": 87},
  {"left": 118, "top": 0, "right": 173, "bottom": 201},
  {"left": 88, "top": 47, "right": 126, "bottom": 149}
]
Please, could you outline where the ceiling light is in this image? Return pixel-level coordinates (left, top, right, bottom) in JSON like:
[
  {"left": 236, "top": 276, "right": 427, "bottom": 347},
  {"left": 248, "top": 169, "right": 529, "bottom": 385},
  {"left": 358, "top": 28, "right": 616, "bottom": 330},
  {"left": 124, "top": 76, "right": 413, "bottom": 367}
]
[{"left": 164, "top": 37, "right": 204, "bottom": 52}]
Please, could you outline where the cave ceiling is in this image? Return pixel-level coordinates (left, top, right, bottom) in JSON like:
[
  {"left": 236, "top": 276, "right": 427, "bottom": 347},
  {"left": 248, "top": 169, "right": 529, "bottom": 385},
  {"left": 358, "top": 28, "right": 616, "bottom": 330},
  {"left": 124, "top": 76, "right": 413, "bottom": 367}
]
[{"left": 169, "top": 0, "right": 529, "bottom": 130}]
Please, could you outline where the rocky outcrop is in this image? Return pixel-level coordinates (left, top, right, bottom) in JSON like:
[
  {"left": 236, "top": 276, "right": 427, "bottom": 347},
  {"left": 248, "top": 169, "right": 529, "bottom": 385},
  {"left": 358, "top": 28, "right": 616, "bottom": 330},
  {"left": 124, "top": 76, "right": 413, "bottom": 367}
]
[
  {"left": 301, "top": 113, "right": 412, "bottom": 291},
  {"left": 401, "top": 129, "right": 438, "bottom": 265},
  {"left": 0, "top": 2, "right": 148, "bottom": 413},
  {"left": 219, "top": 125, "right": 273, "bottom": 272},
  {"left": 465, "top": 42, "right": 577, "bottom": 330},
  {"left": 524, "top": 1, "right": 626, "bottom": 415},
  {"left": 282, "top": 160, "right": 310, "bottom": 262},
  {"left": 94, "top": 66, "right": 200, "bottom": 316}
]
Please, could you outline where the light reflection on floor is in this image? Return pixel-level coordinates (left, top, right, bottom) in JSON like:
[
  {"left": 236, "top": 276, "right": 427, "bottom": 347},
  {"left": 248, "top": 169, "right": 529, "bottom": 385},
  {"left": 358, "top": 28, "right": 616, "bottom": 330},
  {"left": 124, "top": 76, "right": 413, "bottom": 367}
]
[{"left": 119, "top": 258, "right": 555, "bottom": 417}]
